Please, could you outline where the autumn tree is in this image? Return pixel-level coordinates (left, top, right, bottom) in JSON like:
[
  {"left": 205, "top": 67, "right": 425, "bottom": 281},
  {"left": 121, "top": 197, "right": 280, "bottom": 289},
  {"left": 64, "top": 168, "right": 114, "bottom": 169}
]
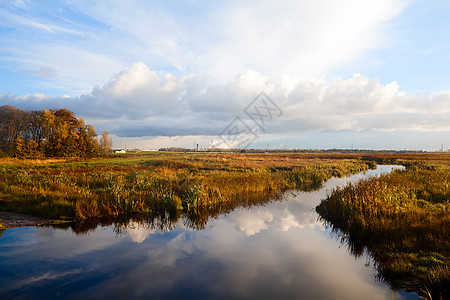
[
  {"left": 24, "top": 140, "right": 40, "bottom": 158},
  {"left": 14, "top": 136, "right": 25, "bottom": 157},
  {"left": 0, "top": 105, "right": 26, "bottom": 156},
  {"left": 99, "top": 130, "right": 113, "bottom": 154},
  {"left": 26, "top": 110, "right": 45, "bottom": 151},
  {"left": 76, "top": 119, "right": 98, "bottom": 156},
  {"left": 0, "top": 105, "right": 101, "bottom": 158}
]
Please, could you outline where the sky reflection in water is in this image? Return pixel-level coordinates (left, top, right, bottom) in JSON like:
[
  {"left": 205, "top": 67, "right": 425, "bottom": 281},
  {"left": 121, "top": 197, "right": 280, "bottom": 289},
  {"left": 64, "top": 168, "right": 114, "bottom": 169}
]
[{"left": 0, "top": 166, "right": 419, "bottom": 299}]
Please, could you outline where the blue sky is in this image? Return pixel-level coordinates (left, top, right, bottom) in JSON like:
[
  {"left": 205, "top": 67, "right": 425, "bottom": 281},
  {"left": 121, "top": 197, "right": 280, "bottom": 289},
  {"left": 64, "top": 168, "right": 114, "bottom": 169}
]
[
  {"left": 333, "top": 0, "right": 450, "bottom": 93},
  {"left": 1, "top": 0, "right": 450, "bottom": 150}
]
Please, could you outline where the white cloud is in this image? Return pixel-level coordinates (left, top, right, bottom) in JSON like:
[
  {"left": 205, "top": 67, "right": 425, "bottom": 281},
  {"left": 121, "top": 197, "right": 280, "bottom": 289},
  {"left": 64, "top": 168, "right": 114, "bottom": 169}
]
[
  {"left": 0, "top": 0, "right": 410, "bottom": 95},
  {"left": 277, "top": 208, "right": 301, "bottom": 232},
  {"left": 0, "top": 9, "right": 85, "bottom": 35},
  {"left": 192, "top": 0, "right": 408, "bottom": 81},
  {"left": 2, "top": 62, "right": 450, "bottom": 147},
  {"left": 229, "top": 209, "right": 273, "bottom": 236},
  {"left": 147, "top": 233, "right": 194, "bottom": 266},
  {"left": 124, "top": 221, "right": 157, "bottom": 244}
]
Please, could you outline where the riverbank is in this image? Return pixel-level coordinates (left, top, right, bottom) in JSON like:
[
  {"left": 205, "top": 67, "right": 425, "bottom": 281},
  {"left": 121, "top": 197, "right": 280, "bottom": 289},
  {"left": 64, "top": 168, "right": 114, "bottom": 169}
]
[
  {"left": 0, "top": 152, "right": 375, "bottom": 222},
  {"left": 0, "top": 211, "right": 56, "bottom": 229},
  {"left": 316, "top": 160, "right": 450, "bottom": 298}
]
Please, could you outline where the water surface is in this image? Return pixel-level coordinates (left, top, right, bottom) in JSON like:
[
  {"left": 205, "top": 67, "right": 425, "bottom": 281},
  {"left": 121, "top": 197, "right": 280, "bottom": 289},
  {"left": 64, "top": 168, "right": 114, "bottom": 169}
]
[{"left": 1, "top": 165, "right": 420, "bottom": 299}]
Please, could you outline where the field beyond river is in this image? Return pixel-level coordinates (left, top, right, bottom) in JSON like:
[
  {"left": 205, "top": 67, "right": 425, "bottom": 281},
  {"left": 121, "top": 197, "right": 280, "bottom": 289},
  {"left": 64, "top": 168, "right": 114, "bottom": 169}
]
[{"left": 0, "top": 152, "right": 378, "bottom": 221}]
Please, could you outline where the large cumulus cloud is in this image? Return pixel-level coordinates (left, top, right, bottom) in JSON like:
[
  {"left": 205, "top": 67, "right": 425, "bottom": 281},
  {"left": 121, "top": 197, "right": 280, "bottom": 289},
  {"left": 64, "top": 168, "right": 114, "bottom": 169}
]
[{"left": 2, "top": 62, "right": 450, "bottom": 142}]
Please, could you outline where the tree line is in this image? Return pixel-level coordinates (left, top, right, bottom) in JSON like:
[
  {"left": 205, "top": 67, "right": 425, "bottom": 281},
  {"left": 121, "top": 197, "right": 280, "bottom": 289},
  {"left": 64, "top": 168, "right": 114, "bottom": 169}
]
[{"left": 0, "top": 105, "right": 112, "bottom": 158}]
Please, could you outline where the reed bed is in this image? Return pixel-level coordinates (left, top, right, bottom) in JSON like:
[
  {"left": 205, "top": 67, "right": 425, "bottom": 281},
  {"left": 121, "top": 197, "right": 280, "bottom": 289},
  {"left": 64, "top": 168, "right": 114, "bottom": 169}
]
[
  {"left": 0, "top": 152, "right": 371, "bottom": 222},
  {"left": 316, "top": 161, "right": 450, "bottom": 298}
]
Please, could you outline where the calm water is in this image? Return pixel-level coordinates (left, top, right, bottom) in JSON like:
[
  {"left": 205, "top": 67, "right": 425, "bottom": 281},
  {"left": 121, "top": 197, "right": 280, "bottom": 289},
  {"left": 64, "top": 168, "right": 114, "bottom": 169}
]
[{"left": 0, "top": 165, "right": 420, "bottom": 299}]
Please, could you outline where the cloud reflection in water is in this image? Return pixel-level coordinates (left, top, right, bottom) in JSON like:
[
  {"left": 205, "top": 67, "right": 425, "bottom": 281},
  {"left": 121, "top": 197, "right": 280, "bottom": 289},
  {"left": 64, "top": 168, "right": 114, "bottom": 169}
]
[{"left": 0, "top": 166, "right": 414, "bottom": 299}]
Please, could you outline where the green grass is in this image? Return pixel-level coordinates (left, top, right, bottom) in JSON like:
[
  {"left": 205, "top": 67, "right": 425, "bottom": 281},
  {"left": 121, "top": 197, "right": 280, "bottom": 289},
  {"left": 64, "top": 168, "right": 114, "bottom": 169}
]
[{"left": 316, "top": 161, "right": 450, "bottom": 298}]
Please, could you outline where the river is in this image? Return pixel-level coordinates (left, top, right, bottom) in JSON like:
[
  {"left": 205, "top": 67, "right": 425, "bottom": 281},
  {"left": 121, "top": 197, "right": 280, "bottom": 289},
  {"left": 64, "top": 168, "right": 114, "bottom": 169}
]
[{"left": 1, "top": 165, "right": 421, "bottom": 299}]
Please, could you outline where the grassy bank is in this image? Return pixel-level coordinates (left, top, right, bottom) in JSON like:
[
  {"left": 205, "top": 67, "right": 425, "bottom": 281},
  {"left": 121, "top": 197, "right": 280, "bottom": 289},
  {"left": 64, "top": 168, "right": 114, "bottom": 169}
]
[
  {"left": 316, "top": 161, "right": 450, "bottom": 297},
  {"left": 0, "top": 152, "right": 371, "bottom": 222}
]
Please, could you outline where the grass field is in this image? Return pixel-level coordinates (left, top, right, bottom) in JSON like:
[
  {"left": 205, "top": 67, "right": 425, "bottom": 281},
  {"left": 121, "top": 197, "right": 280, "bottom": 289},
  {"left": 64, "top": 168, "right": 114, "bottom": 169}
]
[{"left": 0, "top": 152, "right": 374, "bottom": 222}]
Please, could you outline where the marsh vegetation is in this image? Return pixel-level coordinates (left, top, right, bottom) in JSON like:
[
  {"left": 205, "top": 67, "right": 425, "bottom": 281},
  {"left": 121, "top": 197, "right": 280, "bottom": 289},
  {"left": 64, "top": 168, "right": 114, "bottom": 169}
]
[
  {"left": 317, "top": 161, "right": 450, "bottom": 298},
  {"left": 0, "top": 152, "right": 370, "bottom": 223}
]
